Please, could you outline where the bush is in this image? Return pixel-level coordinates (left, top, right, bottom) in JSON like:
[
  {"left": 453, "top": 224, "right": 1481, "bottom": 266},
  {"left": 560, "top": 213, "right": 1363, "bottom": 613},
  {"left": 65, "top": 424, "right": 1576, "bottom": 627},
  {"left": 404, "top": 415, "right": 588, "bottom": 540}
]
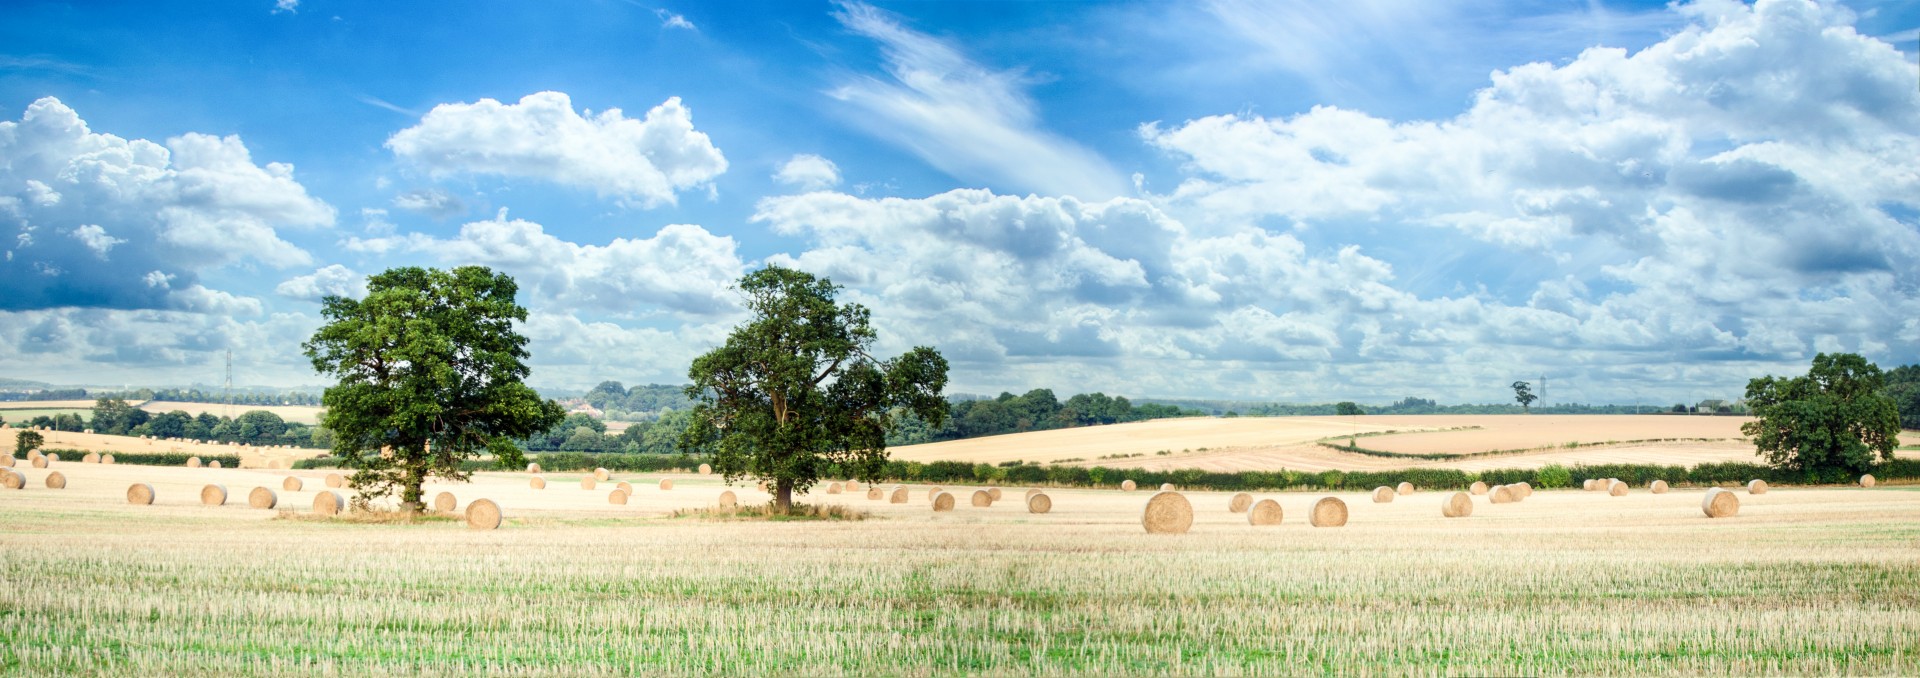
[
  {"left": 44, "top": 449, "right": 242, "bottom": 468},
  {"left": 1536, "top": 464, "right": 1572, "bottom": 489}
]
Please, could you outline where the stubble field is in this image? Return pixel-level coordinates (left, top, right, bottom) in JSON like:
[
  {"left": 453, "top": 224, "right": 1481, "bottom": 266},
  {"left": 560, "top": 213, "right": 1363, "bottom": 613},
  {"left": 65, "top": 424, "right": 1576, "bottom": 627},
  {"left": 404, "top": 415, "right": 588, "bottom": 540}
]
[{"left": 1, "top": 458, "right": 1916, "bottom": 675}]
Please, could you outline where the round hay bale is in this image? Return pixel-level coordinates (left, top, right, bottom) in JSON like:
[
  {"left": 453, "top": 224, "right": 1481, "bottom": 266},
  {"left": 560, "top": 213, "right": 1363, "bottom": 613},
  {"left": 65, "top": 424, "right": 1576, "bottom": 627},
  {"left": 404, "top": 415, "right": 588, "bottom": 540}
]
[
  {"left": 31, "top": 455, "right": 47, "bottom": 469},
  {"left": 187, "top": 456, "right": 202, "bottom": 468},
  {"left": 83, "top": 452, "right": 100, "bottom": 464},
  {"left": 1514, "top": 482, "right": 1532, "bottom": 498},
  {"left": 200, "top": 484, "right": 228, "bottom": 506},
  {"left": 1860, "top": 474, "right": 1876, "bottom": 488},
  {"left": 102, "top": 454, "right": 114, "bottom": 465},
  {"left": 970, "top": 489, "right": 992, "bottom": 507},
  {"left": 931, "top": 492, "right": 955, "bottom": 512},
  {"left": 282, "top": 476, "right": 303, "bottom": 491},
  {"left": 1396, "top": 481, "right": 1414, "bottom": 495},
  {"left": 1024, "top": 488, "right": 1043, "bottom": 500},
  {"left": 889, "top": 487, "right": 908, "bottom": 503},
  {"left": 1247, "top": 498, "right": 1283, "bottom": 525},
  {"left": 658, "top": 479, "right": 674, "bottom": 490},
  {"left": 1228, "top": 492, "right": 1253, "bottom": 513},
  {"left": 987, "top": 487, "right": 1002, "bottom": 501},
  {"left": 1159, "top": 482, "right": 1176, "bottom": 492},
  {"left": 465, "top": 499, "right": 502, "bottom": 530},
  {"left": 757, "top": 481, "right": 768, "bottom": 493},
  {"left": 45, "top": 452, "right": 58, "bottom": 463},
  {"left": 325, "top": 473, "right": 344, "bottom": 488},
  {"left": 608, "top": 489, "right": 629, "bottom": 505},
  {"left": 1609, "top": 480, "right": 1628, "bottom": 496},
  {"left": 1441, "top": 491, "right": 1473, "bottom": 518},
  {"left": 927, "top": 487, "right": 944, "bottom": 501},
  {"left": 616, "top": 481, "right": 634, "bottom": 495},
  {"left": 698, "top": 463, "right": 712, "bottom": 475},
  {"left": 529, "top": 476, "right": 546, "bottom": 490},
  {"left": 0, "top": 455, "right": 10, "bottom": 467},
  {"left": 1488, "top": 485, "right": 1516, "bottom": 504},
  {"left": 45, "top": 471, "right": 67, "bottom": 489},
  {"left": 248, "top": 487, "right": 277, "bottom": 509},
  {"left": 579, "top": 477, "right": 597, "bottom": 490},
  {"left": 1027, "top": 492, "right": 1052, "bottom": 514},
  {"left": 1371, "top": 486, "right": 1395, "bottom": 503},
  {"left": 1582, "top": 478, "right": 1596, "bottom": 491},
  {"left": 827, "top": 482, "right": 843, "bottom": 495},
  {"left": 1309, "top": 497, "right": 1349, "bottom": 527},
  {"left": 526, "top": 462, "right": 541, "bottom": 473},
  {"left": 209, "top": 460, "right": 222, "bottom": 469},
  {"left": 866, "top": 487, "right": 883, "bottom": 500},
  {"left": 434, "top": 491, "right": 457, "bottom": 512},
  {"left": 1470, "top": 481, "right": 1488, "bottom": 495},
  {"left": 1650, "top": 479, "right": 1670, "bottom": 494},
  {"left": 593, "top": 467, "right": 610, "bottom": 482},
  {"left": 0, "top": 470, "right": 22, "bottom": 490},
  {"left": 1702, "top": 487, "right": 1739, "bottom": 518},
  {"left": 846, "top": 481, "right": 862, "bottom": 492},
  {"left": 313, "top": 491, "right": 343, "bottom": 515},
  {"left": 1120, "top": 479, "right": 1137, "bottom": 492},
  {"left": 1747, "top": 479, "right": 1769, "bottom": 495},
  {"left": 718, "top": 490, "right": 738, "bottom": 507},
  {"left": 1141, "top": 491, "right": 1194, "bottom": 534}
]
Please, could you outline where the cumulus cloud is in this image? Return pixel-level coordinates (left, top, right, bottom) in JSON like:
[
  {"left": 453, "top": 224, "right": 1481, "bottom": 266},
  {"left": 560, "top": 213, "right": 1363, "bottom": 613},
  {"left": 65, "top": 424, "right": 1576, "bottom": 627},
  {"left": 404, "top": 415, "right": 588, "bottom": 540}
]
[
  {"left": 386, "top": 91, "right": 728, "bottom": 208},
  {"left": 829, "top": 2, "right": 1129, "bottom": 199},
  {"left": 773, "top": 154, "right": 841, "bottom": 192},
  {"left": 0, "top": 306, "right": 318, "bottom": 382},
  {"left": 391, "top": 188, "right": 464, "bottom": 218},
  {"left": 275, "top": 264, "right": 366, "bottom": 302},
  {"left": 0, "top": 97, "right": 334, "bottom": 311}
]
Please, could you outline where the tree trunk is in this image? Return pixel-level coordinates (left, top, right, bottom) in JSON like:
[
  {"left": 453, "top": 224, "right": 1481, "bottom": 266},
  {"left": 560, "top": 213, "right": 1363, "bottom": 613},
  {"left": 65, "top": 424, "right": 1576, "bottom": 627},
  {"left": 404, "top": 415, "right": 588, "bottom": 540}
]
[
  {"left": 402, "top": 462, "right": 425, "bottom": 514},
  {"left": 775, "top": 477, "right": 793, "bottom": 513}
]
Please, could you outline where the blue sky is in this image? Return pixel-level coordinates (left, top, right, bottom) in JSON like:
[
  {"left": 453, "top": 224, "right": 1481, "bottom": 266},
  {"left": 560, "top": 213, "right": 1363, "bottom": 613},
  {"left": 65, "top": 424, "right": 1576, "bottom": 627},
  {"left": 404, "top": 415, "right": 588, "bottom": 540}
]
[{"left": 2, "top": 0, "right": 1917, "bottom": 405}]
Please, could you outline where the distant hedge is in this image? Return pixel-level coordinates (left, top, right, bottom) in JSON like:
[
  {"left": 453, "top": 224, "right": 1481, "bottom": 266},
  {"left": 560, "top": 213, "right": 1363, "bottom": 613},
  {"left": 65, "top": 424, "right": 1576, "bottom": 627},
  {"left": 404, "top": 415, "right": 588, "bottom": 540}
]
[{"left": 37, "top": 449, "right": 241, "bottom": 468}]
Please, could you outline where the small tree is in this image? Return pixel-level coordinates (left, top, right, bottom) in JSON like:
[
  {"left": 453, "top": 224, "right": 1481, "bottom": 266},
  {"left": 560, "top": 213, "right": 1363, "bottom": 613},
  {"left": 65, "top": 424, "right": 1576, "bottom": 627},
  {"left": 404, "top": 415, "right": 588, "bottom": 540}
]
[
  {"left": 681, "top": 266, "right": 950, "bottom": 511},
  {"left": 1742, "top": 353, "right": 1899, "bottom": 478},
  {"left": 15, "top": 430, "right": 44, "bottom": 457},
  {"left": 1335, "top": 401, "right": 1363, "bottom": 416},
  {"left": 304, "top": 266, "right": 565, "bottom": 510},
  {"left": 1512, "top": 381, "right": 1537, "bottom": 413}
]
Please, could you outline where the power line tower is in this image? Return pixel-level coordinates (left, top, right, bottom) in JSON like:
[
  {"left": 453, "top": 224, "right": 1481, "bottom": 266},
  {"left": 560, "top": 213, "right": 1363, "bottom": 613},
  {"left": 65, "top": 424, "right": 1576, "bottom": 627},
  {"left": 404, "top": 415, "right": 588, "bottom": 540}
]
[{"left": 223, "top": 350, "right": 234, "bottom": 420}]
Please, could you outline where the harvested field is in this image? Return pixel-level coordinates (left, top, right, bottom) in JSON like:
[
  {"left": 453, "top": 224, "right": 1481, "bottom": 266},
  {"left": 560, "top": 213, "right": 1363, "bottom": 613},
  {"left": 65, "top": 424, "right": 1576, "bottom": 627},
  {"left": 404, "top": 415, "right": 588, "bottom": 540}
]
[
  {"left": 0, "top": 427, "right": 325, "bottom": 469},
  {"left": 137, "top": 401, "right": 325, "bottom": 426}
]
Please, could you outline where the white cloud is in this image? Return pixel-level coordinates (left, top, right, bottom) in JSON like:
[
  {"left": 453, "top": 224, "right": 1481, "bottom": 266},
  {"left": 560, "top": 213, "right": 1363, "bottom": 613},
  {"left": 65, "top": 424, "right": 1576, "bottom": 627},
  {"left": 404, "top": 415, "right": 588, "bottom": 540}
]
[
  {"left": 0, "top": 97, "right": 333, "bottom": 310},
  {"left": 658, "top": 10, "right": 695, "bottom": 30},
  {"left": 390, "top": 188, "right": 464, "bottom": 218},
  {"left": 386, "top": 91, "right": 728, "bottom": 208},
  {"left": 273, "top": 0, "right": 298, "bottom": 15},
  {"left": 829, "top": 2, "right": 1129, "bottom": 199},
  {"left": 275, "top": 264, "right": 366, "bottom": 301},
  {"left": 773, "top": 154, "right": 842, "bottom": 192},
  {"left": 0, "top": 306, "right": 318, "bottom": 383}
]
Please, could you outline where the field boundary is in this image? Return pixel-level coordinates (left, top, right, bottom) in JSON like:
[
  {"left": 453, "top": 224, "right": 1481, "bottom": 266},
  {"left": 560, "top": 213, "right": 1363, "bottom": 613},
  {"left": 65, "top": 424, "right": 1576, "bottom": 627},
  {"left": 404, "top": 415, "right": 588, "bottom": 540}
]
[{"left": 1314, "top": 436, "right": 1745, "bottom": 460}]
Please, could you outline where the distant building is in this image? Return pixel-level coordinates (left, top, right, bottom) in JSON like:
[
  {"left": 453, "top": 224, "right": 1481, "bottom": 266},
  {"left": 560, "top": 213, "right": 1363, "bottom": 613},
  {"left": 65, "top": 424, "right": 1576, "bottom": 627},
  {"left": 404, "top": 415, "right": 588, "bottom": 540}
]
[{"left": 568, "top": 402, "right": 604, "bottom": 418}]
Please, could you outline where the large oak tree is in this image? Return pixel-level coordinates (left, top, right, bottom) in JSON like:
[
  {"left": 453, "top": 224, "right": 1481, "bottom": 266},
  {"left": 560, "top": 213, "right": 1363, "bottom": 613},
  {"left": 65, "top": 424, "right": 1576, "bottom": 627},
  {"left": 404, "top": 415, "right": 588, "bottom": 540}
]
[
  {"left": 1742, "top": 353, "right": 1899, "bottom": 479},
  {"left": 304, "top": 266, "right": 563, "bottom": 510}
]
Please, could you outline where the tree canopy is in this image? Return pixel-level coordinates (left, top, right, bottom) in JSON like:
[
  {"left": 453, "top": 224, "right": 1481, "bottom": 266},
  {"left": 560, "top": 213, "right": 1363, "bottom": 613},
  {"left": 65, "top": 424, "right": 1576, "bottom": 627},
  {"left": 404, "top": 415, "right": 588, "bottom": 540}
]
[
  {"left": 680, "top": 266, "right": 949, "bottom": 511},
  {"left": 1512, "top": 381, "right": 1537, "bottom": 413},
  {"left": 1742, "top": 353, "right": 1899, "bottom": 479},
  {"left": 304, "top": 266, "right": 564, "bottom": 509}
]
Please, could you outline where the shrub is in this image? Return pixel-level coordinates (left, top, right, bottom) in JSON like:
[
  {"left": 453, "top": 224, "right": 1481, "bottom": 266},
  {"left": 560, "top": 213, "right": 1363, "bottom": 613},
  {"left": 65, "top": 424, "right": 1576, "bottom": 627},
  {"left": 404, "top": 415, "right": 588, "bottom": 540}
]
[{"left": 1536, "top": 464, "right": 1572, "bottom": 488}]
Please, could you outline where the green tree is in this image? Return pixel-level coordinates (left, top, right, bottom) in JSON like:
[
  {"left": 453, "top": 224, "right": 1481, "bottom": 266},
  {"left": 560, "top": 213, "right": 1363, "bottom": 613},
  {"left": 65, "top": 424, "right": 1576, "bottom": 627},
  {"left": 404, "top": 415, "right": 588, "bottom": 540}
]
[
  {"left": 304, "top": 266, "right": 565, "bottom": 510},
  {"left": 91, "top": 398, "right": 149, "bottom": 436},
  {"left": 235, "top": 410, "right": 289, "bottom": 444},
  {"left": 680, "top": 266, "right": 950, "bottom": 511},
  {"left": 1535, "top": 464, "right": 1572, "bottom": 489},
  {"left": 15, "top": 430, "right": 44, "bottom": 457},
  {"left": 1742, "top": 353, "right": 1899, "bottom": 478},
  {"left": 1882, "top": 364, "right": 1920, "bottom": 429},
  {"left": 1512, "top": 381, "right": 1536, "bottom": 413},
  {"left": 1335, "top": 401, "right": 1363, "bottom": 416}
]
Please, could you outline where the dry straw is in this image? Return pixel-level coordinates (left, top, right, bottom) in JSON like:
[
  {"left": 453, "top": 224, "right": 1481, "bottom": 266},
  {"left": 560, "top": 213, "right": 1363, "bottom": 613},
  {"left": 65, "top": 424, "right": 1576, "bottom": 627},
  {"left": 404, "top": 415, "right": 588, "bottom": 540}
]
[
  {"left": 698, "top": 463, "right": 713, "bottom": 475},
  {"left": 931, "top": 492, "right": 956, "bottom": 512},
  {"left": 827, "top": 482, "right": 843, "bottom": 494},
  {"left": 987, "top": 487, "right": 1002, "bottom": 501},
  {"left": 971, "top": 489, "right": 992, "bottom": 507},
  {"left": 1371, "top": 486, "right": 1395, "bottom": 503},
  {"left": 1470, "top": 481, "right": 1488, "bottom": 495},
  {"left": 608, "top": 489, "right": 629, "bottom": 505},
  {"left": 1702, "top": 487, "right": 1739, "bottom": 518},
  {"left": 1747, "top": 479, "right": 1769, "bottom": 495},
  {"left": 127, "top": 483, "right": 154, "bottom": 505},
  {"left": 580, "top": 477, "right": 597, "bottom": 490},
  {"left": 1582, "top": 479, "right": 1597, "bottom": 491},
  {"left": 325, "top": 473, "right": 345, "bottom": 488},
  {"left": 1309, "top": 497, "right": 1348, "bottom": 527},
  {"left": 526, "top": 462, "right": 541, "bottom": 473},
  {"left": 1229, "top": 492, "right": 1253, "bottom": 513},
  {"left": 1441, "top": 492, "right": 1473, "bottom": 518},
  {"left": 201, "top": 484, "right": 228, "bottom": 506},
  {"left": 102, "top": 454, "right": 115, "bottom": 464},
  {"left": 30, "top": 455, "right": 47, "bottom": 469},
  {"left": 1120, "top": 479, "right": 1137, "bottom": 492},
  {"left": 718, "top": 490, "right": 738, "bottom": 508},
  {"left": 616, "top": 481, "right": 634, "bottom": 495},
  {"left": 209, "top": 460, "right": 222, "bottom": 469},
  {"left": 1396, "top": 482, "right": 1414, "bottom": 495},
  {"left": 1160, "top": 483, "right": 1177, "bottom": 492},
  {"left": 529, "top": 476, "right": 546, "bottom": 490},
  {"left": 1247, "top": 498, "right": 1283, "bottom": 526},
  {"left": 847, "top": 481, "right": 862, "bottom": 492},
  {"left": 1860, "top": 474, "right": 1876, "bottom": 488},
  {"left": 594, "top": 468, "right": 610, "bottom": 482},
  {"left": 0, "top": 455, "right": 11, "bottom": 468},
  {"left": 658, "top": 479, "right": 674, "bottom": 490},
  {"left": 866, "top": 487, "right": 883, "bottom": 500},
  {"left": 45, "top": 471, "right": 66, "bottom": 489},
  {"left": 1609, "top": 480, "right": 1629, "bottom": 497},
  {"left": 889, "top": 487, "right": 908, "bottom": 503},
  {"left": 1027, "top": 492, "right": 1052, "bottom": 514},
  {"left": 1024, "top": 488, "right": 1043, "bottom": 500},
  {"left": 1650, "top": 479, "right": 1670, "bottom": 494},
  {"left": 83, "top": 452, "right": 100, "bottom": 464},
  {"left": 283, "top": 476, "right": 303, "bottom": 491},
  {"left": 248, "top": 487, "right": 277, "bottom": 509},
  {"left": 1141, "top": 491, "right": 1194, "bottom": 534},
  {"left": 1514, "top": 482, "right": 1532, "bottom": 498},
  {"left": 466, "top": 499, "right": 502, "bottom": 530},
  {"left": 187, "top": 456, "right": 202, "bottom": 468},
  {"left": 1, "top": 470, "right": 25, "bottom": 490},
  {"left": 313, "top": 491, "right": 344, "bottom": 516},
  {"left": 47, "top": 452, "right": 59, "bottom": 463},
  {"left": 1488, "top": 485, "right": 1517, "bottom": 504},
  {"left": 434, "top": 492, "right": 457, "bottom": 512}
]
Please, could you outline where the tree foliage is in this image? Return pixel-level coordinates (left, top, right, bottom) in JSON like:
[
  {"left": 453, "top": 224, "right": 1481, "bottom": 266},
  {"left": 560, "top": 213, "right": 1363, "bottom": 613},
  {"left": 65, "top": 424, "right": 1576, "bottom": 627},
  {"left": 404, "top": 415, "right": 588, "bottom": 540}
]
[
  {"left": 1882, "top": 364, "right": 1920, "bottom": 430},
  {"left": 14, "top": 430, "right": 43, "bottom": 456},
  {"left": 1511, "top": 381, "right": 1536, "bottom": 412},
  {"left": 304, "top": 266, "right": 564, "bottom": 509},
  {"left": 1742, "top": 353, "right": 1899, "bottom": 477},
  {"left": 680, "top": 266, "right": 950, "bottom": 511},
  {"left": 1335, "top": 401, "right": 1364, "bottom": 416}
]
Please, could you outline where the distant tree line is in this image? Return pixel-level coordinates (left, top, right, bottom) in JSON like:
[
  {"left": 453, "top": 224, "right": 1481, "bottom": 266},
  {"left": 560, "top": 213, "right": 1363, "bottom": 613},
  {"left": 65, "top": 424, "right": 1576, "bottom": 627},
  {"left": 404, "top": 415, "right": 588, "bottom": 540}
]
[
  {"left": 16, "top": 398, "right": 330, "bottom": 448},
  {"left": 579, "top": 381, "right": 695, "bottom": 421},
  {"left": 885, "top": 390, "right": 1204, "bottom": 446},
  {"left": 0, "top": 386, "right": 322, "bottom": 406}
]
